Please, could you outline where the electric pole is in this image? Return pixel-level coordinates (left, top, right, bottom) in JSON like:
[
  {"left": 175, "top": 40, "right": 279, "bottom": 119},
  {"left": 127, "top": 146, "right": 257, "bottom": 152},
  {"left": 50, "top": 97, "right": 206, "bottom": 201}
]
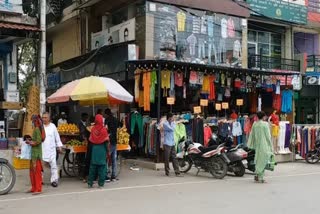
[{"left": 39, "top": 0, "right": 46, "bottom": 115}]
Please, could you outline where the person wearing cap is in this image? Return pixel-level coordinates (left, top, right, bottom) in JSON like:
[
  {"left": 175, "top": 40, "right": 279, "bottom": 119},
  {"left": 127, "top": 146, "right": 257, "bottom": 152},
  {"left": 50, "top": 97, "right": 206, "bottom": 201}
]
[{"left": 57, "top": 112, "right": 67, "bottom": 126}]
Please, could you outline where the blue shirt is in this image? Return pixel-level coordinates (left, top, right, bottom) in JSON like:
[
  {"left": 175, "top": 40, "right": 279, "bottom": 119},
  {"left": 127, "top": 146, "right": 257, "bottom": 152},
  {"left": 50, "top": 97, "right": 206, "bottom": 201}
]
[
  {"left": 163, "top": 121, "right": 176, "bottom": 146},
  {"left": 281, "top": 90, "right": 293, "bottom": 113}
]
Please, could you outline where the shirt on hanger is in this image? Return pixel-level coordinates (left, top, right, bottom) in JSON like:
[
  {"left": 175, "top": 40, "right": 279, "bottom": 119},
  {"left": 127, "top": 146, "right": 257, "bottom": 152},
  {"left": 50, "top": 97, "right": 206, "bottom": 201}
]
[
  {"left": 161, "top": 70, "right": 171, "bottom": 89},
  {"left": 227, "top": 18, "right": 235, "bottom": 38},
  {"left": 221, "top": 73, "right": 226, "bottom": 86},
  {"left": 177, "top": 11, "right": 186, "bottom": 32},
  {"left": 200, "top": 16, "right": 207, "bottom": 34},
  {"left": 233, "top": 40, "right": 241, "bottom": 59},
  {"left": 134, "top": 68, "right": 141, "bottom": 103},
  {"left": 281, "top": 90, "right": 293, "bottom": 113},
  {"left": 150, "top": 69, "right": 157, "bottom": 103},
  {"left": 221, "top": 18, "right": 228, "bottom": 39},
  {"left": 197, "top": 72, "right": 204, "bottom": 85},
  {"left": 143, "top": 71, "right": 151, "bottom": 111},
  {"left": 292, "top": 75, "right": 302, "bottom": 91},
  {"left": 232, "top": 121, "right": 242, "bottom": 137},
  {"left": 192, "top": 16, "right": 201, "bottom": 34},
  {"left": 189, "top": 71, "right": 198, "bottom": 85},
  {"left": 202, "top": 75, "right": 210, "bottom": 92},
  {"left": 174, "top": 71, "right": 184, "bottom": 87},
  {"left": 209, "top": 75, "right": 216, "bottom": 100},
  {"left": 207, "top": 15, "right": 214, "bottom": 37},
  {"left": 169, "top": 71, "right": 175, "bottom": 97}
]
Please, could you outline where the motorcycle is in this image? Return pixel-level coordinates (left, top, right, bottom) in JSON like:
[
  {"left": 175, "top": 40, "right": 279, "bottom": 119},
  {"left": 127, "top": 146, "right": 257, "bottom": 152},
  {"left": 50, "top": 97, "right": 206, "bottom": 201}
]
[
  {"left": 176, "top": 138, "right": 229, "bottom": 179},
  {"left": 243, "top": 147, "right": 256, "bottom": 172},
  {"left": 0, "top": 158, "right": 16, "bottom": 195},
  {"left": 306, "top": 140, "right": 320, "bottom": 164},
  {"left": 208, "top": 134, "right": 248, "bottom": 177}
]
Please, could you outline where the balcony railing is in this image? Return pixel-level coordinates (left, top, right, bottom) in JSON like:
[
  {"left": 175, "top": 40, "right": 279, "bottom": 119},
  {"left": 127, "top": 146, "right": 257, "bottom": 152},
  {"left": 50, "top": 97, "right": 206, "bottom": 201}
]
[
  {"left": 306, "top": 55, "right": 320, "bottom": 72},
  {"left": 248, "top": 55, "right": 300, "bottom": 72}
]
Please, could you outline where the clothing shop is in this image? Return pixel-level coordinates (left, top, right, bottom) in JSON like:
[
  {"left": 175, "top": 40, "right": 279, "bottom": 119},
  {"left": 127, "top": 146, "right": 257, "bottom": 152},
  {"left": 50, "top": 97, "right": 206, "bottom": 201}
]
[{"left": 126, "top": 59, "right": 301, "bottom": 162}]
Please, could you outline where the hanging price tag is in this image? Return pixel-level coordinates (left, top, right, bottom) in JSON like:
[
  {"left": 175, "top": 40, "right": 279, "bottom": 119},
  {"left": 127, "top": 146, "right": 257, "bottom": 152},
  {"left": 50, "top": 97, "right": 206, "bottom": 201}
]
[
  {"left": 222, "top": 102, "right": 229, "bottom": 109},
  {"left": 215, "top": 103, "right": 221, "bottom": 111},
  {"left": 193, "top": 106, "right": 201, "bottom": 114},
  {"left": 200, "top": 99, "right": 208, "bottom": 107},
  {"left": 167, "top": 97, "right": 175, "bottom": 105},
  {"left": 236, "top": 99, "right": 244, "bottom": 106}
]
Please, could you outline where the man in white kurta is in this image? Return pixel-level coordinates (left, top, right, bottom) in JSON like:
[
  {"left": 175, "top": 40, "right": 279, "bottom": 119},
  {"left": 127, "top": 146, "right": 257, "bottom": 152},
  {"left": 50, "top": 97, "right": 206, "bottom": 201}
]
[{"left": 42, "top": 113, "right": 63, "bottom": 187}]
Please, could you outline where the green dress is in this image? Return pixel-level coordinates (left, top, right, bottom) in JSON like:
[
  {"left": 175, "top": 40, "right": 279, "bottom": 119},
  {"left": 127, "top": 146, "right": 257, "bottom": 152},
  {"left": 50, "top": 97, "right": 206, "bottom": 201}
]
[
  {"left": 31, "top": 128, "right": 42, "bottom": 160},
  {"left": 247, "top": 120, "right": 274, "bottom": 179},
  {"left": 88, "top": 142, "right": 107, "bottom": 187}
]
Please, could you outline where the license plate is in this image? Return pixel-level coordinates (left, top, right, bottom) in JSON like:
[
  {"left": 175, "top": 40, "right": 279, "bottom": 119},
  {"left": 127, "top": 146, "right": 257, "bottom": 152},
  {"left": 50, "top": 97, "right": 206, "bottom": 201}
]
[{"left": 242, "top": 159, "right": 248, "bottom": 165}]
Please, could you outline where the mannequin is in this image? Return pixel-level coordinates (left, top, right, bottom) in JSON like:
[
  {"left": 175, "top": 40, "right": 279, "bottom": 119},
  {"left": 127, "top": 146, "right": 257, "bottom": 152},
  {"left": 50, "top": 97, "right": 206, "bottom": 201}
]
[{"left": 268, "top": 110, "right": 280, "bottom": 154}]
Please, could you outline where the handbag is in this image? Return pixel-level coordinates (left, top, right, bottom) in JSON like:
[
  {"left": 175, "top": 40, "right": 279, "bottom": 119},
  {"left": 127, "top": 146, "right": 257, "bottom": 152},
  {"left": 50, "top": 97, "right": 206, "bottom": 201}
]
[
  {"left": 265, "top": 154, "right": 276, "bottom": 171},
  {"left": 20, "top": 141, "right": 31, "bottom": 160}
]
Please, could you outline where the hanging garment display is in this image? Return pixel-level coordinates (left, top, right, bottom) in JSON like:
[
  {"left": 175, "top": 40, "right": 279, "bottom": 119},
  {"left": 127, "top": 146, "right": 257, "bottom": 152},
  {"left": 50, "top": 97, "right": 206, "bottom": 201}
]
[
  {"left": 281, "top": 89, "right": 293, "bottom": 113},
  {"left": 177, "top": 11, "right": 186, "bottom": 32}
]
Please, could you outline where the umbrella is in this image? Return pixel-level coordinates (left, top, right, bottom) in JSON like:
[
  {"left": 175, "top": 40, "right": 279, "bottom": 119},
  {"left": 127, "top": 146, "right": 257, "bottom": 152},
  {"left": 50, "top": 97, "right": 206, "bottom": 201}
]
[{"left": 47, "top": 76, "right": 133, "bottom": 106}]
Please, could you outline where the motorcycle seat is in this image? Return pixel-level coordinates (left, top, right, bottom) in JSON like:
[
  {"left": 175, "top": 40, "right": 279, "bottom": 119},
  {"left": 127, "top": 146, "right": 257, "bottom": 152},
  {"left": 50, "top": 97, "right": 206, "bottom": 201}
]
[{"left": 199, "top": 145, "right": 219, "bottom": 154}]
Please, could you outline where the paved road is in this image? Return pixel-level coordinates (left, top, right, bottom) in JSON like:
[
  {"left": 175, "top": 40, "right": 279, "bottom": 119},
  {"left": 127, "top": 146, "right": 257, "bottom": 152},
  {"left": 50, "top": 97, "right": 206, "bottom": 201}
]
[{"left": 0, "top": 161, "right": 319, "bottom": 214}]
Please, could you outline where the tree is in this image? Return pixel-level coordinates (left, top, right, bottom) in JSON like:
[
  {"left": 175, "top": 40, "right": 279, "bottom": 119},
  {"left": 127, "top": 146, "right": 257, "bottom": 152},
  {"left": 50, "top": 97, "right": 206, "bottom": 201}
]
[{"left": 17, "top": 40, "right": 37, "bottom": 103}]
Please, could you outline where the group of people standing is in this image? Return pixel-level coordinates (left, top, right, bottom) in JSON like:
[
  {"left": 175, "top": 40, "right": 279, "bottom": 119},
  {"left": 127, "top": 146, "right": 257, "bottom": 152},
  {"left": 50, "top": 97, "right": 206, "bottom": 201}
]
[{"left": 26, "top": 108, "right": 120, "bottom": 194}]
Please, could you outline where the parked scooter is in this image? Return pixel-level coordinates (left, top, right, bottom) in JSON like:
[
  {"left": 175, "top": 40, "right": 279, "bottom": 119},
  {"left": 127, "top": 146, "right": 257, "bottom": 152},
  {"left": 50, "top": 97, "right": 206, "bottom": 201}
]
[
  {"left": 306, "top": 139, "right": 320, "bottom": 164},
  {"left": 208, "top": 134, "right": 248, "bottom": 177},
  {"left": 243, "top": 147, "right": 256, "bottom": 172},
  {"left": 176, "top": 137, "right": 229, "bottom": 179},
  {"left": 0, "top": 158, "right": 16, "bottom": 195}
]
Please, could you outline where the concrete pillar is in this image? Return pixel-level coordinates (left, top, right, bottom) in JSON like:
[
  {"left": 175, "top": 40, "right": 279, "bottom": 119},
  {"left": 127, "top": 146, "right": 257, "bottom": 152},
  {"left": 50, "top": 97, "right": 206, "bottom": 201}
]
[
  {"left": 285, "top": 27, "right": 293, "bottom": 60},
  {"left": 145, "top": 13, "right": 154, "bottom": 59},
  {"left": 241, "top": 19, "right": 248, "bottom": 69}
]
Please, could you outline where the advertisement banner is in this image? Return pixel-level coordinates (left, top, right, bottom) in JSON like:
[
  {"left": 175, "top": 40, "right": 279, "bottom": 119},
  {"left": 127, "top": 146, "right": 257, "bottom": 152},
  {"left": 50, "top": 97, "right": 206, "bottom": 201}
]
[
  {"left": 246, "top": 0, "right": 307, "bottom": 25},
  {"left": 0, "top": 0, "right": 23, "bottom": 14}
]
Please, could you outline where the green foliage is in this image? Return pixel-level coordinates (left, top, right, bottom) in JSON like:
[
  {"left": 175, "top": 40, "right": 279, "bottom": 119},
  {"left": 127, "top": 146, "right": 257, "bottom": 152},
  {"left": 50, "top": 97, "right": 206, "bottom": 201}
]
[{"left": 17, "top": 41, "right": 37, "bottom": 103}]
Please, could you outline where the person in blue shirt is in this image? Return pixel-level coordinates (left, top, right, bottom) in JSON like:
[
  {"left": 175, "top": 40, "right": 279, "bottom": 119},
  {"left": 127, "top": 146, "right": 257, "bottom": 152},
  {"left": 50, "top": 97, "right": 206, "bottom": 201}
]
[{"left": 163, "top": 112, "right": 183, "bottom": 177}]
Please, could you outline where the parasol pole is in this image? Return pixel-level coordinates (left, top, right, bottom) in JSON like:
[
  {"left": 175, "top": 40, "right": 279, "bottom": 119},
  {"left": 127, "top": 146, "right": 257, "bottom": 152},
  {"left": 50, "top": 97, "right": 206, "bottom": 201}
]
[{"left": 92, "top": 100, "right": 95, "bottom": 116}]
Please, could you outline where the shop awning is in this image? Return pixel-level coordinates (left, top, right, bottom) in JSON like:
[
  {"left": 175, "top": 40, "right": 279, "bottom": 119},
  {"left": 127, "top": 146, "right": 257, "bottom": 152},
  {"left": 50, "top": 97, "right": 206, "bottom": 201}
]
[
  {"left": 0, "top": 22, "right": 40, "bottom": 31},
  {"left": 153, "top": 0, "right": 250, "bottom": 17}
]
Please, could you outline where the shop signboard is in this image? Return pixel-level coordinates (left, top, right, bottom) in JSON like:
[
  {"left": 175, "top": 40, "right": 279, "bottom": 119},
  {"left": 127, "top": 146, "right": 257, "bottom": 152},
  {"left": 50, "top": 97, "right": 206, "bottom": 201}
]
[
  {"left": 193, "top": 106, "right": 201, "bottom": 114},
  {"left": 222, "top": 102, "right": 229, "bottom": 109},
  {"left": 236, "top": 99, "right": 243, "bottom": 106},
  {"left": 0, "top": 0, "right": 23, "bottom": 14},
  {"left": 167, "top": 97, "right": 175, "bottom": 105},
  {"left": 148, "top": 2, "right": 243, "bottom": 67},
  {"left": 304, "top": 76, "right": 320, "bottom": 85},
  {"left": 200, "top": 99, "right": 208, "bottom": 106},
  {"left": 215, "top": 103, "right": 221, "bottom": 111},
  {"left": 246, "top": 0, "right": 307, "bottom": 25}
]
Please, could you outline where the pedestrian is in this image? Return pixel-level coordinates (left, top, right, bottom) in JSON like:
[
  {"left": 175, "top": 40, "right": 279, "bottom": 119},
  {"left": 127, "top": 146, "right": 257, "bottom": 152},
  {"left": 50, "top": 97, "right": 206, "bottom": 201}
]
[
  {"left": 78, "top": 113, "right": 91, "bottom": 182},
  {"left": 57, "top": 112, "right": 67, "bottom": 126},
  {"left": 88, "top": 114, "right": 109, "bottom": 188},
  {"left": 104, "top": 108, "right": 120, "bottom": 181},
  {"left": 247, "top": 111, "right": 274, "bottom": 183},
  {"left": 27, "top": 115, "right": 46, "bottom": 195},
  {"left": 41, "top": 112, "right": 63, "bottom": 187},
  {"left": 163, "top": 113, "right": 182, "bottom": 177}
]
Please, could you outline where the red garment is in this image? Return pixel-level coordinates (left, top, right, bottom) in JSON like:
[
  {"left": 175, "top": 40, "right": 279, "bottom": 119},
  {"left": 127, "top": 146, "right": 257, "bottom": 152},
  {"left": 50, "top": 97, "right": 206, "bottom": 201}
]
[
  {"left": 273, "top": 94, "right": 282, "bottom": 112},
  {"left": 209, "top": 75, "right": 216, "bottom": 100},
  {"left": 204, "top": 126, "right": 213, "bottom": 147},
  {"left": 230, "top": 113, "right": 238, "bottom": 120},
  {"left": 234, "top": 78, "right": 241, "bottom": 88},
  {"left": 174, "top": 71, "right": 184, "bottom": 87},
  {"left": 244, "top": 118, "right": 251, "bottom": 135},
  {"left": 249, "top": 92, "right": 257, "bottom": 113},
  {"left": 270, "top": 113, "right": 279, "bottom": 126},
  {"left": 90, "top": 115, "right": 109, "bottom": 144},
  {"left": 29, "top": 160, "right": 42, "bottom": 193}
]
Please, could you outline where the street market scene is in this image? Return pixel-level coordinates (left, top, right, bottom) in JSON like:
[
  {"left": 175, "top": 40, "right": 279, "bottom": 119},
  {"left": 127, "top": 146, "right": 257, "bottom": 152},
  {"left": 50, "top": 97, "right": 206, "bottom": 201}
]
[{"left": 1, "top": 0, "right": 320, "bottom": 213}]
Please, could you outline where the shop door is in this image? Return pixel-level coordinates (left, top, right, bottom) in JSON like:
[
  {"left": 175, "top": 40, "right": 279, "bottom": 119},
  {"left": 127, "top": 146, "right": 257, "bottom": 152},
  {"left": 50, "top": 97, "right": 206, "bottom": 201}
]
[{"left": 248, "top": 42, "right": 257, "bottom": 68}]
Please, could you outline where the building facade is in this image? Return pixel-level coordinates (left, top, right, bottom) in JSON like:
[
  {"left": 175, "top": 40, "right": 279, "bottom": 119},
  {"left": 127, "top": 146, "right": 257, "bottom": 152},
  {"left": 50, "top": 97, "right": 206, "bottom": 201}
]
[{"left": 46, "top": 0, "right": 320, "bottom": 123}]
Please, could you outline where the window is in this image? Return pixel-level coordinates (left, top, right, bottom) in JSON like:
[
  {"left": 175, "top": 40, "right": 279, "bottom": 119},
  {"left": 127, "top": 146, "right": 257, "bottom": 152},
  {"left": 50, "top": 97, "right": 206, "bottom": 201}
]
[{"left": 248, "top": 30, "right": 282, "bottom": 57}]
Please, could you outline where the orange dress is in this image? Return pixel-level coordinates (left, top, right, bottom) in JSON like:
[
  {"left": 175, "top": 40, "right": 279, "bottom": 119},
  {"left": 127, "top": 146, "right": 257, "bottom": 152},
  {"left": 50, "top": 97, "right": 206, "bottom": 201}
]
[{"left": 143, "top": 71, "right": 151, "bottom": 111}]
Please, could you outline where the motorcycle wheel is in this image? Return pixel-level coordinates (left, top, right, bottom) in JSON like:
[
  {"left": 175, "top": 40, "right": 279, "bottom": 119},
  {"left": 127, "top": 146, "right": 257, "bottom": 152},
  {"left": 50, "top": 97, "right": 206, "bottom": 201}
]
[
  {"left": 178, "top": 156, "right": 192, "bottom": 173},
  {"left": 209, "top": 157, "right": 228, "bottom": 179},
  {"left": 306, "top": 151, "right": 320, "bottom": 164},
  {"left": 0, "top": 162, "right": 16, "bottom": 195},
  {"left": 234, "top": 162, "right": 245, "bottom": 177}
]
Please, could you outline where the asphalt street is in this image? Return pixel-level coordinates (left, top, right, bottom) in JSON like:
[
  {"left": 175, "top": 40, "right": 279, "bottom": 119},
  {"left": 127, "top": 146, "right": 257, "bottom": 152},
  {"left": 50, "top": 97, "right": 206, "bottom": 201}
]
[{"left": 0, "top": 161, "right": 319, "bottom": 214}]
